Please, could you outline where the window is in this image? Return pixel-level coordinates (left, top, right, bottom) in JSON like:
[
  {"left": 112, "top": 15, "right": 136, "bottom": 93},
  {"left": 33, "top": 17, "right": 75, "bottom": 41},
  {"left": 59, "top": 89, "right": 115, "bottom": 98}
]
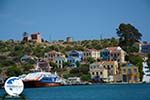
[
  {"left": 128, "top": 69, "right": 132, "bottom": 74},
  {"left": 103, "top": 65, "right": 106, "bottom": 68},
  {"left": 146, "top": 74, "right": 150, "bottom": 76},
  {"left": 134, "top": 76, "right": 137, "bottom": 81},
  {"left": 123, "top": 69, "right": 126, "bottom": 73},
  {"left": 96, "top": 72, "right": 99, "bottom": 76},
  {"left": 107, "top": 65, "right": 110, "bottom": 69},
  {"left": 59, "top": 60, "right": 61, "bottom": 64},
  {"left": 90, "top": 66, "right": 93, "bottom": 69},
  {"left": 59, "top": 65, "right": 61, "bottom": 68},
  {"left": 111, "top": 54, "right": 113, "bottom": 57},
  {"left": 118, "top": 53, "right": 120, "bottom": 56},
  {"left": 134, "top": 68, "right": 137, "bottom": 73},
  {"left": 100, "top": 72, "right": 103, "bottom": 75},
  {"left": 111, "top": 65, "right": 113, "bottom": 68},
  {"left": 92, "top": 72, "right": 95, "bottom": 75},
  {"left": 114, "top": 54, "right": 117, "bottom": 57}
]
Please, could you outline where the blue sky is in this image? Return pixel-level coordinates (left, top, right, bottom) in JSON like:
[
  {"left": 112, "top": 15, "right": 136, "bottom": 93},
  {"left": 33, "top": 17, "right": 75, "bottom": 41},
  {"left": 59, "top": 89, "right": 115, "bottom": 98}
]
[{"left": 0, "top": 0, "right": 150, "bottom": 41}]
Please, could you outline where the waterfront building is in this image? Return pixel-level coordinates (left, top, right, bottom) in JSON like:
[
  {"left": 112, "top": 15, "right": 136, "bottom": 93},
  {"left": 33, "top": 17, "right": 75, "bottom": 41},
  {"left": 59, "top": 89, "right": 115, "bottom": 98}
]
[
  {"left": 67, "top": 50, "right": 84, "bottom": 67},
  {"left": 100, "top": 46, "right": 126, "bottom": 64},
  {"left": 142, "top": 58, "right": 150, "bottom": 83},
  {"left": 53, "top": 56, "right": 67, "bottom": 69},
  {"left": 44, "top": 50, "right": 65, "bottom": 61},
  {"left": 121, "top": 64, "right": 139, "bottom": 83},
  {"left": 89, "top": 61, "right": 119, "bottom": 82},
  {"left": 67, "top": 77, "right": 81, "bottom": 85},
  {"left": 83, "top": 49, "right": 100, "bottom": 60}
]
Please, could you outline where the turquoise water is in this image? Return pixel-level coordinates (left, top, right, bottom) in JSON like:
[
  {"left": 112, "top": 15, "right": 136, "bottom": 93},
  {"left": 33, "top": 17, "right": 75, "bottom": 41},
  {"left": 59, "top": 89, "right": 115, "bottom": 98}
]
[{"left": 1, "top": 84, "right": 150, "bottom": 100}]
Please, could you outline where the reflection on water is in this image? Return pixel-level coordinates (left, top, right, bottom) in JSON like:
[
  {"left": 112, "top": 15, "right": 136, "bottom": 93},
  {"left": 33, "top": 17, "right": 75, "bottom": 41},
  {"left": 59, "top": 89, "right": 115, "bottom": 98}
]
[
  {"left": 0, "top": 94, "right": 27, "bottom": 100},
  {"left": 1, "top": 84, "right": 150, "bottom": 100}
]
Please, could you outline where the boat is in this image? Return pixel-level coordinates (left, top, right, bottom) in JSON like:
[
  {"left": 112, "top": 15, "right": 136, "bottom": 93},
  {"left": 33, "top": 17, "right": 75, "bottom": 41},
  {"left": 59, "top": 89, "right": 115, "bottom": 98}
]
[
  {"left": 19, "top": 72, "right": 64, "bottom": 88},
  {"left": 142, "top": 61, "right": 150, "bottom": 83}
]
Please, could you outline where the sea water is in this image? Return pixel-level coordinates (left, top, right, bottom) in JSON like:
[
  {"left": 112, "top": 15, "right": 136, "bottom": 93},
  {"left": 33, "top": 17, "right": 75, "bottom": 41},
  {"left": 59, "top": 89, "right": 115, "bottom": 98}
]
[{"left": 0, "top": 84, "right": 150, "bottom": 100}]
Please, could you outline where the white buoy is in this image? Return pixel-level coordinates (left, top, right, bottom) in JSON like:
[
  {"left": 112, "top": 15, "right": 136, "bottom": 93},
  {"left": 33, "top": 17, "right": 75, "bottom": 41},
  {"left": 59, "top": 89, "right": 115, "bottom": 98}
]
[{"left": 4, "top": 77, "right": 24, "bottom": 96}]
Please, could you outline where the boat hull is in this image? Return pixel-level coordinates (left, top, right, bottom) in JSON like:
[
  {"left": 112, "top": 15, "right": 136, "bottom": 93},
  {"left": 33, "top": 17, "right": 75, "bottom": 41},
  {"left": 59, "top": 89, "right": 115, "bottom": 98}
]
[{"left": 23, "top": 80, "right": 62, "bottom": 88}]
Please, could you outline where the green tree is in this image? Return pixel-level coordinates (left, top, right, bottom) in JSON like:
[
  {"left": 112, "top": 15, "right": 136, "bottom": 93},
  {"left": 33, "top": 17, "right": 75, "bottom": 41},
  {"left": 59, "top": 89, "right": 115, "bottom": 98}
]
[
  {"left": 70, "top": 68, "right": 80, "bottom": 75},
  {"left": 49, "top": 62, "right": 58, "bottom": 71},
  {"left": 127, "top": 54, "right": 143, "bottom": 66},
  {"left": 81, "top": 74, "right": 91, "bottom": 81},
  {"left": 87, "top": 57, "right": 96, "bottom": 64},
  {"left": 22, "top": 63, "right": 34, "bottom": 73},
  {"left": 0, "top": 68, "right": 2, "bottom": 74},
  {"left": 79, "top": 64, "right": 89, "bottom": 74},
  {"left": 116, "top": 23, "right": 142, "bottom": 52},
  {"left": 63, "top": 62, "right": 71, "bottom": 67},
  {"left": 7, "top": 66, "right": 22, "bottom": 77},
  {"left": 76, "top": 61, "right": 80, "bottom": 67}
]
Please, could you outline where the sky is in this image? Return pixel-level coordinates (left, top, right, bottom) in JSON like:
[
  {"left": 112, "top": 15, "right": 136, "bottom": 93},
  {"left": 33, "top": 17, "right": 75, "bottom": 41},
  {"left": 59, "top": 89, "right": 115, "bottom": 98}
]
[{"left": 0, "top": 0, "right": 150, "bottom": 41}]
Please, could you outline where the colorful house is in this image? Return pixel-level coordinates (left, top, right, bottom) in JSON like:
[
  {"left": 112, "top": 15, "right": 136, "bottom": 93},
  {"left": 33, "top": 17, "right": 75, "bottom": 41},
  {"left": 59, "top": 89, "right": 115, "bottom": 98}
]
[
  {"left": 53, "top": 56, "right": 67, "bottom": 69},
  {"left": 100, "top": 46, "right": 126, "bottom": 64},
  {"left": 83, "top": 49, "right": 100, "bottom": 60},
  {"left": 121, "top": 64, "right": 139, "bottom": 83},
  {"left": 67, "top": 50, "right": 84, "bottom": 67},
  {"left": 44, "top": 50, "right": 65, "bottom": 61},
  {"left": 35, "top": 60, "right": 52, "bottom": 72},
  {"left": 89, "top": 61, "right": 119, "bottom": 82},
  {"left": 100, "top": 48, "right": 110, "bottom": 61}
]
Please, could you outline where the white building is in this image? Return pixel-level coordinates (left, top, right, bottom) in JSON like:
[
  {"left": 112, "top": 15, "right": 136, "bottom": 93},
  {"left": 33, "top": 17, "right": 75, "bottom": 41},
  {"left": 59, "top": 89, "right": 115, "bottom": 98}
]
[
  {"left": 84, "top": 49, "right": 100, "bottom": 60},
  {"left": 67, "top": 77, "right": 81, "bottom": 84},
  {"left": 44, "top": 50, "right": 65, "bottom": 61},
  {"left": 53, "top": 56, "right": 67, "bottom": 69},
  {"left": 142, "top": 60, "right": 150, "bottom": 83}
]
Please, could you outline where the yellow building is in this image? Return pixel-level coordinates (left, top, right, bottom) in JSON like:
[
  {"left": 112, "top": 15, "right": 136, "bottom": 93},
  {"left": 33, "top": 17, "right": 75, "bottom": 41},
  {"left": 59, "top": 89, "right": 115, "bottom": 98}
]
[
  {"left": 121, "top": 64, "right": 139, "bottom": 83},
  {"left": 89, "top": 61, "right": 119, "bottom": 82}
]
